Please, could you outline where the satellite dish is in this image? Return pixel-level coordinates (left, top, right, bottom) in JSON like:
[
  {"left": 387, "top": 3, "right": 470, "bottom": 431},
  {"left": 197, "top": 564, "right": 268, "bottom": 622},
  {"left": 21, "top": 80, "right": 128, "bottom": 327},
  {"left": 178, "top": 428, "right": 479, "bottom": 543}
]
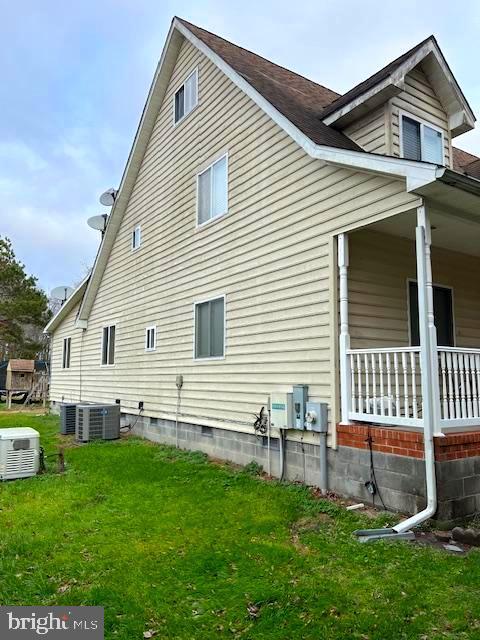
[
  {"left": 51, "top": 286, "right": 74, "bottom": 304},
  {"left": 87, "top": 214, "right": 108, "bottom": 232},
  {"left": 99, "top": 188, "right": 117, "bottom": 207}
]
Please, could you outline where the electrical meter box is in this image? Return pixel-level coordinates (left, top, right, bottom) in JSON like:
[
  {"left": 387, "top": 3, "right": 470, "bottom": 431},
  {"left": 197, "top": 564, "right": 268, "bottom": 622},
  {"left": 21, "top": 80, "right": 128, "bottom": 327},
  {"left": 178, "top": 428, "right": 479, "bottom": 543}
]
[
  {"left": 292, "top": 385, "right": 308, "bottom": 430},
  {"left": 305, "top": 402, "right": 328, "bottom": 433},
  {"left": 270, "top": 393, "right": 293, "bottom": 429}
]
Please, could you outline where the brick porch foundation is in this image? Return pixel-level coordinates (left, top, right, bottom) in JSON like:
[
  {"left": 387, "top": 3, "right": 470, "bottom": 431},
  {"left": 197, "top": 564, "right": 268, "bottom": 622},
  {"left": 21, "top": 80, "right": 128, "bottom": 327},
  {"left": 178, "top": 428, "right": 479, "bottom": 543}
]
[{"left": 336, "top": 423, "right": 480, "bottom": 522}]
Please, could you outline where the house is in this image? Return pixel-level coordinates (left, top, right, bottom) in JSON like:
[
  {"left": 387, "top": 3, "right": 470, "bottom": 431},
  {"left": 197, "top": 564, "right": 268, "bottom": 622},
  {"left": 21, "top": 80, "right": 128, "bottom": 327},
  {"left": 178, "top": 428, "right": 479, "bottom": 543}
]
[{"left": 45, "top": 18, "right": 480, "bottom": 524}]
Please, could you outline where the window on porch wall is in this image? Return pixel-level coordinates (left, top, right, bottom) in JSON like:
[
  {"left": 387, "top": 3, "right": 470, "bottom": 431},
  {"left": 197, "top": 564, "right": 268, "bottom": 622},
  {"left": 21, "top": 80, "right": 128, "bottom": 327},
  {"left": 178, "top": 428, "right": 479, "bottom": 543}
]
[{"left": 408, "top": 281, "right": 454, "bottom": 347}]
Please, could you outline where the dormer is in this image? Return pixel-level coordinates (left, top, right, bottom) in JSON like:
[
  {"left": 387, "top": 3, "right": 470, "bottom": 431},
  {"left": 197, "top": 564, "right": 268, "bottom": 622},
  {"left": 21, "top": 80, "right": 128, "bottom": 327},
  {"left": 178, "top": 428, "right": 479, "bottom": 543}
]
[{"left": 322, "top": 37, "right": 476, "bottom": 168}]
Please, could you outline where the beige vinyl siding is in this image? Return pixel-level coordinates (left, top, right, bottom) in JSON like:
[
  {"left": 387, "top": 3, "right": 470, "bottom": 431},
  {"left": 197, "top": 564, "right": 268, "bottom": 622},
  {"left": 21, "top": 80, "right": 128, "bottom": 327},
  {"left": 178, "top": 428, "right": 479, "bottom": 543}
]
[
  {"left": 343, "top": 106, "right": 388, "bottom": 154},
  {"left": 49, "top": 37, "right": 420, "bottom": 435},
  {"left": 391, "top": 65, "right": 451, "bottom": 167},
  {"left": 349, "top": 228, "right": 480, "bottom": 350},
  {"left": 49, "top": 302, "right": 83, "bottom": 402}
]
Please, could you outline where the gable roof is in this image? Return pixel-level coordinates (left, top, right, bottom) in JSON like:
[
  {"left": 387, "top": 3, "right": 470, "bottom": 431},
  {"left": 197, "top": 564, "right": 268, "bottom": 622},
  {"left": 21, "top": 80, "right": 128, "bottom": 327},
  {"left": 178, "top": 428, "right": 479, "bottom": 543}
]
[
  {"left": 321, "top": 35, "right": 475, "bottom": 137},
  {"left": 321, "top": 36, "right": 433, "bottom": 119},
  {"left": 177, "top": 19, "right": 360, "bottom": 152},
  {"left": 8, "top": 359, "right": 35, "bottom": 372},
  {"left": 71, "top": 18, "right": 477, "bottom": 330},
  {"left": 44, "top": 276, "right": 89, "bottom": 334}
]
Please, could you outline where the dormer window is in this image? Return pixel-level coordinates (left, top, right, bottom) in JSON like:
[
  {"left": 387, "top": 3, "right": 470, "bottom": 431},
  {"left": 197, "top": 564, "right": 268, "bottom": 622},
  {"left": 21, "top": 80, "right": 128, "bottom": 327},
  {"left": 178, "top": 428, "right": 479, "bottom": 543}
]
[
  {"left": 174, "top": 69, "right": 198, "bottom": 124},
  {"left": 400, "top": 114, "right": 443, "bottom": 164}
]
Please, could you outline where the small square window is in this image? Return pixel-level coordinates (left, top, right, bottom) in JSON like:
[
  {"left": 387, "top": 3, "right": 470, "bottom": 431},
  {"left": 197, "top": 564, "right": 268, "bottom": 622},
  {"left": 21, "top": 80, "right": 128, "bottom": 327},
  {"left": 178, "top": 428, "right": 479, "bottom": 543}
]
[
  {"left": 195, "top": 297, "right": 225, "bottom": 359},
  {"left": 132, "top": 225, "right": 141, "bottom": 250},
  {"left": 145, "top": 326, "right": 156, "bottom": 351},
  {"left": 174, "top": 69, "right": 198, "bottom": 124},
  {"left": 401, "top": 114, "right": 443, "bottom": 164}
]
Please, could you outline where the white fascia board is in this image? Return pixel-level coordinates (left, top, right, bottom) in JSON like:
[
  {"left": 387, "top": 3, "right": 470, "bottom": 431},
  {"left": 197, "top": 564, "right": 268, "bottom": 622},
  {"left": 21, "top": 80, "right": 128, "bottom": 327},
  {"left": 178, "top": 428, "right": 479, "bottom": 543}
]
[
  {"left": 323, "top": 39, "right": 475, "bottom": 131},
  {"left": 75, "top": 19, "right": 442, "bottom": 326},
  {"left": 44, "top": 276, "right": 89, "bottom": 334},
  {"left": 76, "top": 21, "right": 182, "bottom": 325},
  {"left": 175, "top": 20, "right": 438, "bottom": 190}
]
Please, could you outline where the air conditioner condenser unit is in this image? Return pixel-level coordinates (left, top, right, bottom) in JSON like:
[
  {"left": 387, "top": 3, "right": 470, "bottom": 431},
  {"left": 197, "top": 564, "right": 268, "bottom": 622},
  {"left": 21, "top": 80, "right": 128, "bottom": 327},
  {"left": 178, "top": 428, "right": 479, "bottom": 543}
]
[
  {"left": 75, "top": 404, "right": 120, "bottom": 442},
  {"left": 0, "top": 428, "right": 40, "bottom": 480},
  {"left": 60, "top": 403, "right": 77, "bottom": 435}
]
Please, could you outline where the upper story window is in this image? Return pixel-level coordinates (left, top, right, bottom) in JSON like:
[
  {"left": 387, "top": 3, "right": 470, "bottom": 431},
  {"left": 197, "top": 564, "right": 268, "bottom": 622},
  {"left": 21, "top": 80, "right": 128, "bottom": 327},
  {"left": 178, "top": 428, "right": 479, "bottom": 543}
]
[
  {"left": 145, "top": 326, "right": 156, "bottom": 352},
  {"left": 132, "top": 225, "right": 141, "bottom": 251},
  {"left": 62, "top": 337, "right": 71, "bottom": 369},
  {"left": 400, "top": 114, "right": 443, "bottom": 164},
  {"left": 197, "top": 154, "right": 228, "bottom": 226},
  {"left": 101, "top": 325, "right": 116, "bottom": 366},
  {"left": 174, "top": 69, "right": 198, "bottom": 124},
  {"left": 194, "top": 296, "right": 225, "bottom": 359}
]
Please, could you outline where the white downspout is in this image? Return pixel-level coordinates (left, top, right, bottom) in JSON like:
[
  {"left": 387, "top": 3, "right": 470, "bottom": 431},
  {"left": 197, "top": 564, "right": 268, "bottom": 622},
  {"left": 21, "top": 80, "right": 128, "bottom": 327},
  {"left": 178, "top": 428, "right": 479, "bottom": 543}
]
[{"left": 393, "top": 203, "right": 437, "bottom": 533}]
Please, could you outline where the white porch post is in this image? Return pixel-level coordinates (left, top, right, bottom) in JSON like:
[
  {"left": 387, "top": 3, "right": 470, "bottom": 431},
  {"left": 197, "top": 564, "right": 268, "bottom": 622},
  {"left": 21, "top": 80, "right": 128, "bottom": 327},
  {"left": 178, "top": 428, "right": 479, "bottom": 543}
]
[
  {"left": 338, "top": 233, "right": 351, "bottom": 425},
  {"left": 416, "top": 204, "right": 442, "bottom": 436}
]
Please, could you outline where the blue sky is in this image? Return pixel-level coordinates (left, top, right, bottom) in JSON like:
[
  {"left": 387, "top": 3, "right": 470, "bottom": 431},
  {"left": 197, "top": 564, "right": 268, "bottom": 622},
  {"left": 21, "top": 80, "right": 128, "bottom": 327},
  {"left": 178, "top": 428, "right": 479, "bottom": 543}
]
[{"left": 2, "top": 0, "right": 479, "bottom": 294}]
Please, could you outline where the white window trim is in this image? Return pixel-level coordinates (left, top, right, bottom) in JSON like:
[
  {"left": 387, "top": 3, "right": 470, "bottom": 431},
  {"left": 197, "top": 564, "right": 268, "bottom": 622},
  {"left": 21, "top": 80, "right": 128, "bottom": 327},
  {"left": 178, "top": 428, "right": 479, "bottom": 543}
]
[
  {"left": 100, "top": 323, "right": 116, "bottom": 367},
  {"left": 62, "top": 337, "right": 71, "bottom": 369},
  {"left": 406, "top": 278, "right": 456, "bottom": 347},
  {"left": 132, "top": 225, "right": 142, "bottom": 251},
  {"left": 398, "top": 110, "right": 445, "bottom": 165},
  {"left": 173, "top": 67, "right": 199, "bottom": 127},
  {"left": 196, "top": 152, "right": 229, "bottom": 228},
  {"left": 193, "top": 294, "right": 226, "bottom": 361},
  {"left": 145, "top": 325, "right": 157, "bottom": 352}
]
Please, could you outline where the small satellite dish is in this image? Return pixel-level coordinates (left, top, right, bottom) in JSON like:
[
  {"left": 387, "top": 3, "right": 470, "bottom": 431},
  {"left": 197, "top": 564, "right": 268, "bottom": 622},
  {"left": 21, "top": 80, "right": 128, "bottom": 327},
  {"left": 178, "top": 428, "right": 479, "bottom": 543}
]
[
  {"left": 51, "top": 286, "right": 74, "bottom": 303},
  {"left": 99, "top": 188, "right": 117, "bottom": 207},
  {"left": 87, "top": 214, "right": 108, "bottom": 232}
]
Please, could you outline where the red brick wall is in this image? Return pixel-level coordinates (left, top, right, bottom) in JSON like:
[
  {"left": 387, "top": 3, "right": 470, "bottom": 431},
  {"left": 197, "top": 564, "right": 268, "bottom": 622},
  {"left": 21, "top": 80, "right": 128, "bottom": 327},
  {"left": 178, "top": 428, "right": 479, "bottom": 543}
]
[
  {"left": 337, "top": 424, "right": 424, "bottom": 458},
  {"left": 337, "top": 423, "right": 480, "bottom": 461}
]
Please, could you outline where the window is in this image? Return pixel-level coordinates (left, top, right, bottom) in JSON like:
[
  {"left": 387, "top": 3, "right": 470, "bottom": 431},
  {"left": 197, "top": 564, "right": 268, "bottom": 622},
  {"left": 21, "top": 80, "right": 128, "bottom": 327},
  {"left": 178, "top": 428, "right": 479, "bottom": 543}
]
[
  {"left": 62, "top": 337, "right": 71, "bottom": 369},
  {"left": 197, "top": 155, "right": 228, "bottom": 225},
  {"left": 194, "top": 296, "right": 225, "bottom": 359},
  {"left": 408, "top": 281, "right": 454, "bottom": 347},
  {"left": 102, "top": 325, "right": 116, "bottom": 365},
  {"left": 401, "top": 114, "right": 443, "bottom": 164},
  {"left": 145, "top": 326, "right": 156, "bottom": 351},
  {"left": 132, "top": 225, "right": 141, "bottom": 250},
  {"left": 174, "top": 69, "right": 198, "bottom": 124}
]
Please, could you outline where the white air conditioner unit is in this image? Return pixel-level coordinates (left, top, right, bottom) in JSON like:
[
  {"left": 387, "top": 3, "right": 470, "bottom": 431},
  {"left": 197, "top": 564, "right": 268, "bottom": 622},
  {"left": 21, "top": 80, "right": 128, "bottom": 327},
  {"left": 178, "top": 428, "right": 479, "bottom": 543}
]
[
  {"left": 0, "top": 428, "right": 40, "bottom": 480},
  {"left": 75, "top": 404, "right": 120, "bottom": 442}
]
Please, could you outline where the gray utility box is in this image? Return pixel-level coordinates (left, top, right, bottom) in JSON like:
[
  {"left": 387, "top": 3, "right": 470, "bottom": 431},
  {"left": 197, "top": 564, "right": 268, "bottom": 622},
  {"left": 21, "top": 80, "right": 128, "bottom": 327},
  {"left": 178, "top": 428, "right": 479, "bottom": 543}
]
[
  {"left": 60, "top": 403, "right": 77, "bottom": 435},
  {"left": 292, "top": 385, "right": 308, "bottom": 429},
  {"left": 305, "top": 402, "right": 328, "bottom": 433},
  {"left": 75, "top": 404, "right": 120, "bottom": 442}
]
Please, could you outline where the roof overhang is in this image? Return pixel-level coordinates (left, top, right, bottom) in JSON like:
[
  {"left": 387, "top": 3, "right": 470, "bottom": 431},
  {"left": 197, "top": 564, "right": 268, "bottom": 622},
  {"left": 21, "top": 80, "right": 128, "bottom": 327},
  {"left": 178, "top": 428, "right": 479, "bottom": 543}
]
[
  {"left": 322, "top": 39, "right": 476, "bottom": 137},
  {"left": 73, "top": 19, "right": 474, "bottom": 329},
  {"left": 44, "top": 276, "right": 89, "bottom": 335}
]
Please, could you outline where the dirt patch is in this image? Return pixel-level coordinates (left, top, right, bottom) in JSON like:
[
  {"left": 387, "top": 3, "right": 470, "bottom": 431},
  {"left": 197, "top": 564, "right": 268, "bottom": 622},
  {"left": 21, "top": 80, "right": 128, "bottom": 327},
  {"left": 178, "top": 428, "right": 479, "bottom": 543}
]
[{"left": 290, "top": 514, "right": 332, "bottom": 554}]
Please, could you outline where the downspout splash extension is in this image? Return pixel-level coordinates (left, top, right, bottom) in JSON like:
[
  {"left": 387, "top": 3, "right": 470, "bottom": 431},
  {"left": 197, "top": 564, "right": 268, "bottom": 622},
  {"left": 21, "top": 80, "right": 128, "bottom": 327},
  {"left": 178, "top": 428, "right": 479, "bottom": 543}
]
[{"left": 354, "top": 213, "right": 438, "bottom": 543}]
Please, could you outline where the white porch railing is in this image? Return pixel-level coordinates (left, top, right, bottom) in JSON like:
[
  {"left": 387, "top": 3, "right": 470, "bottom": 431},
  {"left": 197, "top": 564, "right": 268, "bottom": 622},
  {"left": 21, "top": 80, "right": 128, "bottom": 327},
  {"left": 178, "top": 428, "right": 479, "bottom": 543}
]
[
  {"left": 346, "top": 347, "right": 422, "bottom": 427},
  {"left": 345, "top": 346, "right": 480, "bottom": 429},
  {"left": 439, "top": 347, "right": 480, "bottom": 427}
]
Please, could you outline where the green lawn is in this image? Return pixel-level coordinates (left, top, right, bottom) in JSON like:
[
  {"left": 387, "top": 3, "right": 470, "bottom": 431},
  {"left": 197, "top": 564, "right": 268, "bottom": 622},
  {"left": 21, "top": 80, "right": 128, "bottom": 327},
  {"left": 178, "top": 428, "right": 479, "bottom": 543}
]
[{"left": 1, "top": 412, "right": 480, "bottom": 639}]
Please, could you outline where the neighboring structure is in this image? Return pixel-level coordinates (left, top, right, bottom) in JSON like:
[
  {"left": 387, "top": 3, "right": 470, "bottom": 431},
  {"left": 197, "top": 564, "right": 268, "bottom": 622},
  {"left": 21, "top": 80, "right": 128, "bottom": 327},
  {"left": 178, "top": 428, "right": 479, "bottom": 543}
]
[
  {"left": 46, "top": 18, "right": 480, "bottom": 522},
  {"left": 6, "top": 359, "right": 35, "bottom": 392}
]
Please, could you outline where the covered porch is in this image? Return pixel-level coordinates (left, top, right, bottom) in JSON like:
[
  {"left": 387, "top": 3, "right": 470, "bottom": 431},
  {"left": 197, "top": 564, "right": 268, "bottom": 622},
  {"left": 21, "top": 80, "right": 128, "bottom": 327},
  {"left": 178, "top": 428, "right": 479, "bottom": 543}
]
[{"left": 338, "top": 191, "right": 480, "bottom": 434}]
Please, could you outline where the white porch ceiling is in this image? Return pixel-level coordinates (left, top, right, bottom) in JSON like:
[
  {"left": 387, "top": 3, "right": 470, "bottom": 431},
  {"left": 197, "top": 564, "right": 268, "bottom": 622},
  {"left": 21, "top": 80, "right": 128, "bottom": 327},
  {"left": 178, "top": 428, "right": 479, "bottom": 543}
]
[{"left": 370, "top": 207, "right": 480, "bottom": 258}]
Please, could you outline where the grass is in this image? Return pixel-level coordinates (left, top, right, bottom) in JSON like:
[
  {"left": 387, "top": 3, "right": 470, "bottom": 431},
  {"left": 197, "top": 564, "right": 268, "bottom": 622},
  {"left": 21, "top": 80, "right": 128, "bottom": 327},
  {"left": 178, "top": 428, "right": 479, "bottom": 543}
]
[{"left": 1, "top": 411, "right": 480, "bottom": 639}]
